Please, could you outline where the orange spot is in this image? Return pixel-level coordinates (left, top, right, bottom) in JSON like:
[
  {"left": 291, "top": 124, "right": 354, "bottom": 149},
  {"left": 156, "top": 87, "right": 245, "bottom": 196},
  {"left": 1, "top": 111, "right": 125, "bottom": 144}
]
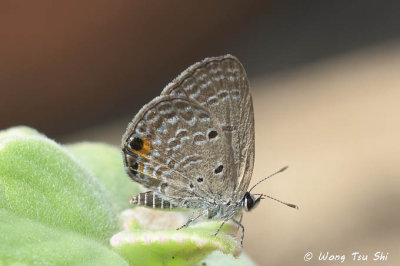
[
  {"left": 139, "top": 162, "right": 144, "bottom": 173},
  {"left": 133, "top": 137, "right": 152, "bottom": 158}
]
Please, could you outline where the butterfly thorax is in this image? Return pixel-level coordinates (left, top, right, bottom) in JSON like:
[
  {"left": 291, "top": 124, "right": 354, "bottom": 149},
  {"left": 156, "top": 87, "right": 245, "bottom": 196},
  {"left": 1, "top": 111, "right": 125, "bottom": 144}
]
[
  {"left": 208, "top": 191, "right": 260, "bottom": 218},
  {"left": 207, "top": 202, "right": 242, "bottom": 219}
]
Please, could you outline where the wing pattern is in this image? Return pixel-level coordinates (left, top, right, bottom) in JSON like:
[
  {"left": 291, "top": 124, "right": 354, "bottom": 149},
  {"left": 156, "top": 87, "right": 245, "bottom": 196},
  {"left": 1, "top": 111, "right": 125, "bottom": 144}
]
[{"left": 122, "top": 55, "right": 254, "bottom": 207}]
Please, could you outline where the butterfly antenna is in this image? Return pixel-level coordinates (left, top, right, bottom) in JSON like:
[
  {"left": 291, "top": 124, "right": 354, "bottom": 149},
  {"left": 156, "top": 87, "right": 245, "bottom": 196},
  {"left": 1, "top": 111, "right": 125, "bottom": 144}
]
[
  {"left": 253, "top": 194, "right": 299, "bottom": 210},
  {"left": 248, "top": 166, "right": 288, "bottom": 193}
]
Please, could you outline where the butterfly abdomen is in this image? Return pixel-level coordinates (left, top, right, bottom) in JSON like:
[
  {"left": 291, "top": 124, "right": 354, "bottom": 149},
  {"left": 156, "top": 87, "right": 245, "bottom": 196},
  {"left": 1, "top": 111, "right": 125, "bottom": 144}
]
[{"left": 130, "top": 191, "right": 176, "bottom": 209}]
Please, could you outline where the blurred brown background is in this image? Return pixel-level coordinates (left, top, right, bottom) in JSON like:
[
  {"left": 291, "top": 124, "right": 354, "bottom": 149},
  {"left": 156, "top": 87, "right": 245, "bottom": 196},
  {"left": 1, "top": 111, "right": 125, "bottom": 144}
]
[{"left": 2, "top": 1, "right": 400, "bottom": 265}]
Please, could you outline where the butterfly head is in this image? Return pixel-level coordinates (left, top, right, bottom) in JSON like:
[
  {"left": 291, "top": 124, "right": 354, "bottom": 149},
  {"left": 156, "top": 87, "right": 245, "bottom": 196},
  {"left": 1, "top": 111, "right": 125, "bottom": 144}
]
[
  {"left": 242, "top": 166, "right": 299, "bottom": 212},
  {"left": 242, "top": 192, "right": 264, "bottom": 212}
]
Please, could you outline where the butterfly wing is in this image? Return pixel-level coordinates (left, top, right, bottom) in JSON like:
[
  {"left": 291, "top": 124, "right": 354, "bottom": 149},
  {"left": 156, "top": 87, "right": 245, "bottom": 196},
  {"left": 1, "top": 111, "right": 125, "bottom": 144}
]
[
  {"left": 161, "top": 55, "right": 255, "bottom": 202},
  {"left": 122, "top": 94, "right": 235, "bottom": 208},
  {"left": 122, "top": 55, "right": 255, "bottom": 207}
]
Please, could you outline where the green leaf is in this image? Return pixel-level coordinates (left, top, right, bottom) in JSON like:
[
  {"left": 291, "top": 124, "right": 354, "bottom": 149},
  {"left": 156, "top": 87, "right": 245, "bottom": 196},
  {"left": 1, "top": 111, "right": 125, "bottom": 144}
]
[
  {"left": 0, "top": 126, "right": 43, "bottom": 141},
  {"left": 0, "top": 130, "right": 119, "bottom": 242},
  {"left": 0, "top": 209, "right": 128, "bottom": 265},
  {"left": 197, "top": 251, "right": 255, "bottom": 266},
  {"left": 67, "top": 142, "right": 141, "bottom": 210},
  {"left": 111, "top": 208, "right": 242, "bottom": 265},
  {"left": 111, "top": 230, "right": 240, "bottom": 266}
]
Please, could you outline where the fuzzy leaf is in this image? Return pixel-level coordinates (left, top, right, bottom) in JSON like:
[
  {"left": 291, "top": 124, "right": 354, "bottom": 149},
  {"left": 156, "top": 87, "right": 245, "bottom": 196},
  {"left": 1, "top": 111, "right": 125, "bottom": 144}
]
[
  {"left": 66, "top": 142, "right": 141, "bottom": 210},
  {"left": 196, "top": 251, "right": 255, "bottom": 266},
  {"left": 111, "top": 208, "right": 243, "bottom": 265},
  {"left": 0, "top": 209, "right": 128, "bottom": 265},
  {"left": 0, "top": 126, "right": 42, "bottom": 141},
  {"left": 111, "top": 230, "right": 240, "bottom": 266},
  {"left": 0, "top": 129, "right": 119, "bottom": 242}
]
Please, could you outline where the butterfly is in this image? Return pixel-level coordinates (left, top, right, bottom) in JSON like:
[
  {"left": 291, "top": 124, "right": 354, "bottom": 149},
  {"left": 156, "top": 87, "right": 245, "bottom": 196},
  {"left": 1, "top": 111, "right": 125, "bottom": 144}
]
[{"left": 121, "top": 55, "right": 298, "bottom": 245}]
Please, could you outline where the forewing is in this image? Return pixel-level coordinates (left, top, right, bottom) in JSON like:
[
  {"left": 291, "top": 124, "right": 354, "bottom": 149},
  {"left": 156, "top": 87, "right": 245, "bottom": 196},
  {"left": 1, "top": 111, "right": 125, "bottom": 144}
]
[
  {"left": 122, "top": 95, "right": 236, "bottom": 207},
  {"left": 162, "top": 55, "right": 255, "bottom": 201}
]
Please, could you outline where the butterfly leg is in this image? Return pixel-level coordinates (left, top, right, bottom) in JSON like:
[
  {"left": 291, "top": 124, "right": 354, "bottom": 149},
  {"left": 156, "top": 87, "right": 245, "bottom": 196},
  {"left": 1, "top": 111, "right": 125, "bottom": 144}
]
[
  {"left": 236, "top": 213, "right": 243, "bottom": 230},
  {"left": 213, "top": 217, "right": 231, "bottom": 237},
  {"left": 232, "top": 218, "right": 245, "bottom": 246},
  {"left": 176, "top": 209, "right": 207, "bottom": 230}
]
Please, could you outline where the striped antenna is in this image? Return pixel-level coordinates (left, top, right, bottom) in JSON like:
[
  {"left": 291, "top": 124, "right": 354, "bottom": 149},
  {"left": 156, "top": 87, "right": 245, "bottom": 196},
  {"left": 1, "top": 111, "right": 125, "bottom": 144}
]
[
  {"left": 248, "top": 166, "right": 288, "bottom": 192},
  {"left": 253, "top": 193, "right": 299, "bottom": 209}
]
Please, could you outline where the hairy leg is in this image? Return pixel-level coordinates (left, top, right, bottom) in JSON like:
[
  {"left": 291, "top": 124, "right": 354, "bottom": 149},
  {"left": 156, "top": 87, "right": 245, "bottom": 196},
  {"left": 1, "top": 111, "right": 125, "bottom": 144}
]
[
  {"left": 213, "top": 217, "right": 231, "bottom": 237},
  {"left": 232, "top": 218, "right": 245, "bottom": 246},
  {"left": 176, "top": 209, "right": 207, "bottom": 230},
  {"left": 237, "top": 213, "right": 243, "bottom": 230}
]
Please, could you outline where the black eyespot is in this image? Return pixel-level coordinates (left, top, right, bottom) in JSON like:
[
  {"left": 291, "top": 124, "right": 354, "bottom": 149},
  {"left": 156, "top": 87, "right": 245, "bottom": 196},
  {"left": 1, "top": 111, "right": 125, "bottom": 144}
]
[
  {"left": 130, "top": 137, "right": 143, "bottom": 151},
  {"left": 214, "top": 164, "right": 223, "bottom": 174},
  {"left": 208, "top": 130, "right": 218, "bottom": 139},
  {"left": 197, "top": 177, "right": 204, "bottom": 183},
  {"left": 131, "top": 162, "right": 139, "bottom": 174},
  {"left": 189, "top": 182, "right": 194, "bottom": 189}
]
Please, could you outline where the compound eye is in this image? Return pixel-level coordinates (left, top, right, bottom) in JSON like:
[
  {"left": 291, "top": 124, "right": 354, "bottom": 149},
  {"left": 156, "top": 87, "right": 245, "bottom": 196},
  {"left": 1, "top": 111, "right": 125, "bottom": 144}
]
[{"left": 245, "top": 193, "right": 255, "bottom": 211}]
